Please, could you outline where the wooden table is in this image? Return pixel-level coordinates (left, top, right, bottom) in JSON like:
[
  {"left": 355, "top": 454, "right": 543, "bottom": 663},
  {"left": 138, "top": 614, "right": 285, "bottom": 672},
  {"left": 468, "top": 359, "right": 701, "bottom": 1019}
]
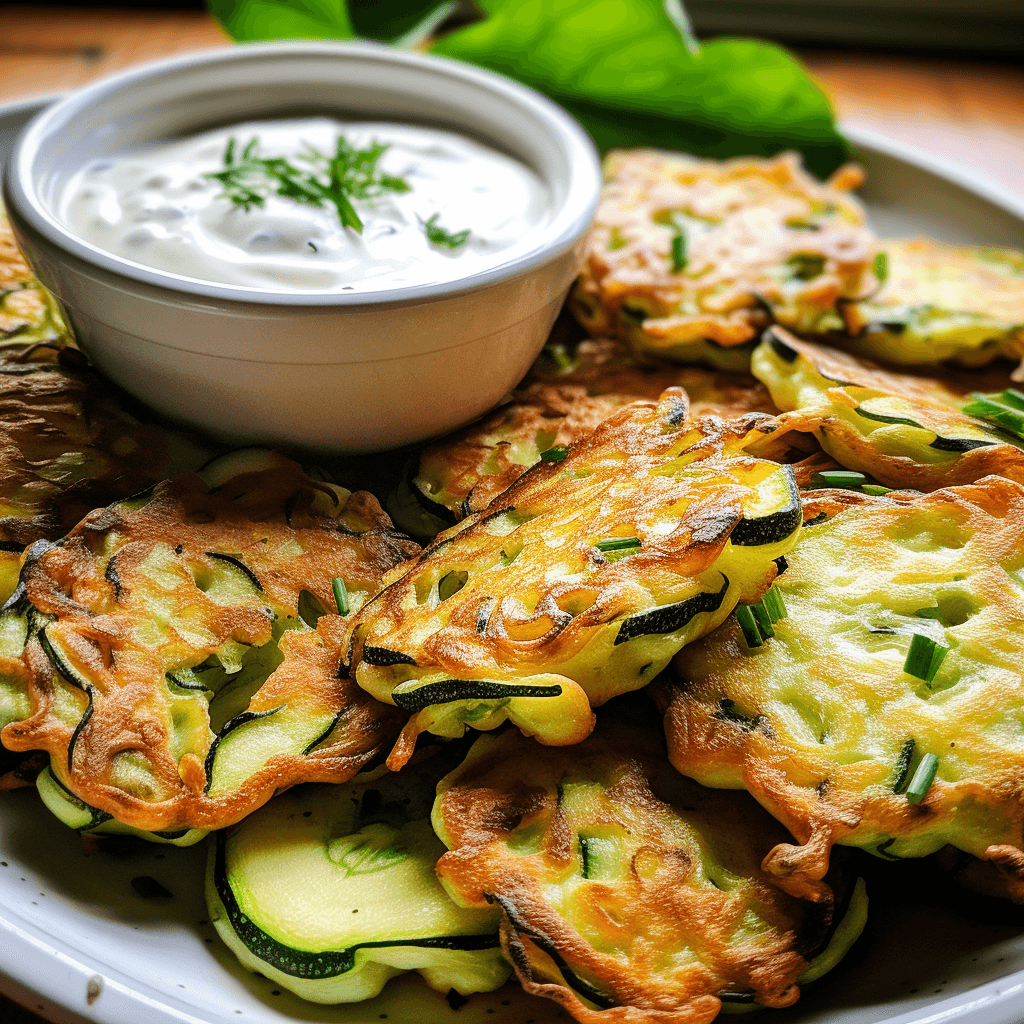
[{"left": 1, "top": 6, "right": 1022, "bottom": 1024}]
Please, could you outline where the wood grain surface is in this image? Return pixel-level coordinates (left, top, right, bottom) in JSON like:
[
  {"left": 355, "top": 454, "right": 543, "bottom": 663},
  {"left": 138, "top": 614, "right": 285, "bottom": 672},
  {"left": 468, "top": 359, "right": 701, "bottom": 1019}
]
[{"left": 0, "top": 6, "right": 1022, "bottom": 1024}]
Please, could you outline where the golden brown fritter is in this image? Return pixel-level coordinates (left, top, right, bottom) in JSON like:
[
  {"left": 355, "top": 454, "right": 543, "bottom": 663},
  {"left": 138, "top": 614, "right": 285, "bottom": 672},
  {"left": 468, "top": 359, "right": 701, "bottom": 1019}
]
[
  {"left": 661, "top": 477, "right": 1024, "bottom": 903},
  {"left": 752, "top": 327, "right": 1024, "bottom": 491},
  {"left": 433, "top": 717, "right": 866, "bottom": 1024},
  {"left": 0, "top": 452, "right": 416, "bottom": 833},
  {"left": 351, "top": 392, "right": 802, "bottom": 766},
  {"left": 0, "top": 210, "right": 72, "bottom": 361},
  {"left": 570, "top": 151, "right": 874, "bottom": 368},
  {"left": 825, "top": 237, "right": 1024, "bottom": 370}
]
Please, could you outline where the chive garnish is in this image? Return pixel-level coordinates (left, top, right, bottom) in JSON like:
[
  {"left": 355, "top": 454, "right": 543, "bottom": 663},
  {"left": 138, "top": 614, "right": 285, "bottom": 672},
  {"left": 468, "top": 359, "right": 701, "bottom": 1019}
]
[
  {"left": 595, "top": 536, "right": 641, "bottom": 552},
  {"left": 736, "top": 605, "right": 763, "bottom": 648},
  {"left": 905, "top": 753, "right": 939, "bottom": 805},
  {"left": 332, "top": 577, "right": 350, "bottom": 616},
  {"left": 751, "top": 602, "right": 775, "bottom": 639},
  {"left": 762, "top": 585, "right": 787, "bottom": 622},
  {"left": 812, "top": 470, "right": 867, "bottom": 489},
  {"left": 539, "top": 445, "right": 569, "bottom": 462},
  {"left": 737, "top": 585, "right": 786, "bottom": 649},
  {"left": 872, "top": 250, "right": 889, "bottom": 283},
  {"left": 422, "top": 213, "right": 470, "bottom": 249},
  {"left": 962, "top": 389, "right": 1024, "bottom": 439},
  {"left": 669, "top": 214, "right": 688, "bottom": 272},
  {"left": 903, "top": 633, "right": 948, "bottom": 683},
  {"left": 205, "top": 134, "right": 410, "bottom": 233}
]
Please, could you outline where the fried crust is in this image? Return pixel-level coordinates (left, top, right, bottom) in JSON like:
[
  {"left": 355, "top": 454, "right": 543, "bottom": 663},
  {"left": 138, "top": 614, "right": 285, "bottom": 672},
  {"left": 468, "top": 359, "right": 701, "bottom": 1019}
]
[
  {"left": 0, "top": 458, "right": 415, "bottom": 832},
  {"left": 662, "top": 477, "right": 1024, "bottom": 902},
  {"left": 433, "top": 719, "right": 847, "bottom": 1024},
  {"left": 829, "top": 238, "right": 1024, "bottom": 369},
  {"left": 405, "top": 338, "right": 777, "bottom": 528},
  {"left": 752, "top": 327, "right": 1024, "bottom": 491},
  {"left": 570, "top": 151, "right": 873, "bottom": 365},
  {"left": 352, "top": 391, "right": 801, "bottom": 765},
  {"left": 0, "top": 211, "right": 71, "bottom": 360}
]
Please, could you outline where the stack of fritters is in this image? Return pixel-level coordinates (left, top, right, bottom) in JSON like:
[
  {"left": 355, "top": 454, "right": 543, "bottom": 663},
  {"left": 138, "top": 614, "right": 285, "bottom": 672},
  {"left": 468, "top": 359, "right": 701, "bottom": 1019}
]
[{"left": 4, "top": 151, "right": 1024, "bottom": 1024}]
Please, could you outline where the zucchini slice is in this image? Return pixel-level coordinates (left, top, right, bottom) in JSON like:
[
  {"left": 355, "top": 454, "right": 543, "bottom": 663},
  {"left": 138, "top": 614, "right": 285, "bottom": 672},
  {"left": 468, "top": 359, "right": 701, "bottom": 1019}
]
[
  {"left": 751, "top": 327, "right": 1024, "bottom": 492},
  {"left": 351, "top": 391, "right": 800, "bottom": 765},
  {"left": 207, "top": 761, "right": 509, "bottom": 1003},
  {"left": 663, "top": 477, "right": 1024, "bottom": 903},
  {"left": 568, "top": 149, "right": 873, "bottom": 367},
  {"left": 433, "top": 713, "right": 866, "bottom": 1022},
  {"left": 0, "top": 454, "right": 415, "bottom": 835}
]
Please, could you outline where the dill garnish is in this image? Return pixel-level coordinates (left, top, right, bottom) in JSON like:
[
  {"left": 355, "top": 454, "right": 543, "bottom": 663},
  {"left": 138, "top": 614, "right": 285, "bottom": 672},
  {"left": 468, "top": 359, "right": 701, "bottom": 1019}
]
[{"left": 204, "top": 135, "right": 410, "bottom": 234}]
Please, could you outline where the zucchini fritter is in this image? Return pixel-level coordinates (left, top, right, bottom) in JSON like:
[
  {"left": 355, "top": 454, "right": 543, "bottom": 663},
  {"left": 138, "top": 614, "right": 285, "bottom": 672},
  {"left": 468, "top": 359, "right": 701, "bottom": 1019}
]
[
  {"left": 0, "top": 210, "right": 71, "bottom": 360},
  {"left": 433, "top": 718, "right": 867, "bottom": 1024},
  {"left": 570, "top": 150, "right": 874, "bottom": 368},
  {"left": 208, "top": 757, "right": 509, "bottom": 1003},
  {"left": 827, "top": 238, "right": 1024, "bottom": 369},
  {"left": 351, "top": 392, "right": 801, "bottom": 766},
  {"left": 391, "top": 338, "right": 776, "bottom": 537},
  {"left": 753, "top": 327, "right": 1024, "bottom": 491},
  {"left": 0, "top": 451, "right": 416, "bottom": 833},
  {"left": 662, "top": 478, "right": 1024, "bottom": 902}
]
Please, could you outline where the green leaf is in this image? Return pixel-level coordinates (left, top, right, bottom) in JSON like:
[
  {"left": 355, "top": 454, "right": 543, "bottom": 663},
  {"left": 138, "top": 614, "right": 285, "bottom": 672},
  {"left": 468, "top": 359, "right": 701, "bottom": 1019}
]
[
  {"left": 422, "top": 213, "right": 471, "bottom": 249},
  {"left": 208, "top": 0, "right": 355, "bottom": 40},
  {"left": 432, "top": 0, "right": 849, "bottom": 177}
]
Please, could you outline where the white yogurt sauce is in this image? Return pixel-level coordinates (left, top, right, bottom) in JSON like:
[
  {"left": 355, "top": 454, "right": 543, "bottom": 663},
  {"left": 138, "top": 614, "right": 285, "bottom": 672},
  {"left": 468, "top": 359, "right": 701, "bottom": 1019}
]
[{"left": 59, "top": 118, "right": 551, "bottom": 293}]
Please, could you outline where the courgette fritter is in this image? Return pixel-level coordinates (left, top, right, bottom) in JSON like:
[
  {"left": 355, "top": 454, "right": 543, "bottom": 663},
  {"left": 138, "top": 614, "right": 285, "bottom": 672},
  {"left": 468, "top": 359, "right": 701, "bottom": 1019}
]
[
  {"left": 0, "top": 451, "right": 416, "bottom": 834},
  {"left": 752, "top": 327, "right": 1024, "bottom": 491},
  {"left": 569, "top": 150, "right": 874, "bottom": 368},
  {"left": 662, "top": 477, "right": 1024, "bottom": 902},
  {"left": 826, "top": 237, "right": 1024, "bottom": 370},
  {"left": 390, "top": 337, "right": 776, "bottom": 537},
  {"left": 433, "top": 716, "right": 866, "bottom": 1024},
  {"left": 351, "top": 392, "right": 801, "bottom": 766},
  {"left": 0, "top": 210, "right": 72, "bottom": 360}
]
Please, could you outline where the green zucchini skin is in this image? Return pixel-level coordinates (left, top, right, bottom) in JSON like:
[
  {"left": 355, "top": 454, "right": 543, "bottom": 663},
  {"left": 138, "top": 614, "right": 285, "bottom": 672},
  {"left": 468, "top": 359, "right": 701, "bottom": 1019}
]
[
  {"left": 615, "top": 574, "right": 730, "bottom": 646},
  {"left": 207, "top": 767, "right": 510, "bottom": 1004}
]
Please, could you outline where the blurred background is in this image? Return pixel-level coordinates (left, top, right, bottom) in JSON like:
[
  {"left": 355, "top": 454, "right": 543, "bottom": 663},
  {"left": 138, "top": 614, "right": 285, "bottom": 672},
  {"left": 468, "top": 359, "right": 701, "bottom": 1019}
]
[{"left": 0, "top": 0, "right": 1021, "bottom": 192}]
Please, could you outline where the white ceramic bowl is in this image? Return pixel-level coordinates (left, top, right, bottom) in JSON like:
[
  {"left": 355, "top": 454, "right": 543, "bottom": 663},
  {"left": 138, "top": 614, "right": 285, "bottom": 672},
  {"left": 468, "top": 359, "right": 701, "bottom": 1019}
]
[{"left": 3, "top": 42, "right": 601, "bottom": 453}]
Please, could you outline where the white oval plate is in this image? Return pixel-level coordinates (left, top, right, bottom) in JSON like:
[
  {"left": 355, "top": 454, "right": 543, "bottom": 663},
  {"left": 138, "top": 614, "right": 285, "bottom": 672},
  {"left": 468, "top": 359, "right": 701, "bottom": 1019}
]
[{"left": 2, "top": 95, "right": 1024, "bottom": 1024}]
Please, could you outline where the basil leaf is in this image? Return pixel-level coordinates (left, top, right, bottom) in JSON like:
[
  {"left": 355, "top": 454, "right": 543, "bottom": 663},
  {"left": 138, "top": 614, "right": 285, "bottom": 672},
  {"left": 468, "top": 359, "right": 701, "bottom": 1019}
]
[
  {"left": 432, "top": 0, "right": 849, "bottom": 177},
  {"left": 208, "top": 0, "right": 355, "bottom": 40}
]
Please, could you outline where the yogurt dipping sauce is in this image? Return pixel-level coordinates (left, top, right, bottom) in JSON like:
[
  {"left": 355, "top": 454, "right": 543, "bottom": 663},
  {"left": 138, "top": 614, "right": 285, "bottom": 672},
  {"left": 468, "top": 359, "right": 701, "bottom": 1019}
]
[{"left": 59, "top": 117, "right": 552, "bottom": 293}]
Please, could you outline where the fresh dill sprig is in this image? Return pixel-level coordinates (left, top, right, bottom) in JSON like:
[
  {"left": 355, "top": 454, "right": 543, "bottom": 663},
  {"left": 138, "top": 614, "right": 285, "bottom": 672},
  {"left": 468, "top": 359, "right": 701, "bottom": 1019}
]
[
  {"left": 422, "top": 212, "right": 470, "bottom": 249},
  {"left": 204, "top": 135, "right": 410, "bottom": 234}
]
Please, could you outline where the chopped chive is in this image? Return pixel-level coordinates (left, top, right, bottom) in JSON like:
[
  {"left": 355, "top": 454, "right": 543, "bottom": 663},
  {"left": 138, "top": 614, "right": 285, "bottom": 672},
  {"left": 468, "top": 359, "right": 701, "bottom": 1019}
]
[
  {"left": 595, "top": 536, "right": 641, "bottom": 552},
  {"left": 999, "top": 388, "right": 1024, "bottom": 412},
  {"left": 892, "top": 738, "right": 915, "bottom": 794},
  {"left": 762, "top": 586, "right": 787, "bottom": 623},
  {"left": 903, "top": 633, "right": 948, "bottom": 683},
  {"left": 669, "top": 216, "right": 688, "bottom": 272},
  {"left": 332, "top": 577, "right": 350, "bottom": 616},
  {"left": 905, "top": 753, "right": 939, "bottom": 805},
  {"left": 438, "top": 570, "right": 468, "bottom": 602},
  {"left": 962, "top": 395, "right": 1024, "bottom": 433},
  {"left": 861, "top": 484, "right": 893, "bottom": 496},
  {"left": 872, "top": 250, "right": 889, "bottom": 283},
  {"left": 736, "top": 605, "right": 763, "bottom": 648},
  {"left": 539, "top": 444, "right": 569, "bottom": 463},
  {"left": 751, "top": 601, "right": 775, "bottom": 639},
  {"left": 812, "top": 470, "right": 867, "bottom": 489}
]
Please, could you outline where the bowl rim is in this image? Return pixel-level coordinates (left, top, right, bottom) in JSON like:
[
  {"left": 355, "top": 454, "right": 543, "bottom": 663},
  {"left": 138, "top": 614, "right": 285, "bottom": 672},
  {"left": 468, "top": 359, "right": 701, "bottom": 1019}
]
[{"left": 4, "top": 39, "right": 601, "bottom": 310}]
